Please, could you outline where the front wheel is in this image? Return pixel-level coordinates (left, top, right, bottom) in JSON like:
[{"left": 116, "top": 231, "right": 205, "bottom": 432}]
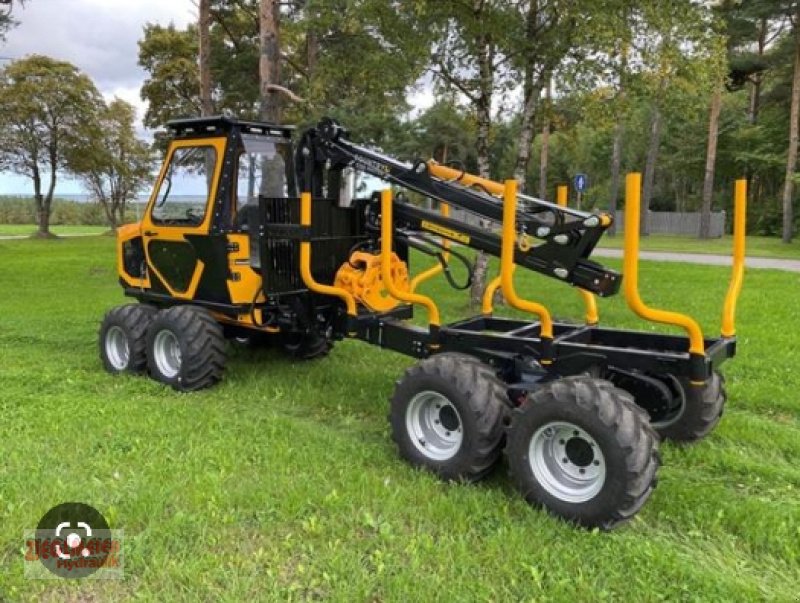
[
  {"left": 506, "top": 376, "right": 660, "bottom": 530},
  {"left": 146, "top": 305, "right": 226, "bottom": 391}
]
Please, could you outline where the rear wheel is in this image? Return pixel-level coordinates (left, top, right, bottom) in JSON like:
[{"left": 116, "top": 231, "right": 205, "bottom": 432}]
[
  {"left": 506, "top": 376, "right": 659, "bottom": 529},
  {"left": 389, "top": 353, "right": 508, "bottom": 482},
  {"left": 146, "top": 305, "right": 226, "bottom": 391},
  {"left": 99, "top": 304, "right": 158, "bottom": 374},
  {"left": 652, "top": 372, "right": 726, "bottom": 442}
]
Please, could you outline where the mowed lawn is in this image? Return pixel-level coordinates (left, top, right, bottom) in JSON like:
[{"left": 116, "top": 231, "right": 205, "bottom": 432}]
[
  {"left": 0, "top": 236, "right": 798, "bottom": 602},
  {"left": 0, "top": 225, "right": 110, "bottom": 237}
]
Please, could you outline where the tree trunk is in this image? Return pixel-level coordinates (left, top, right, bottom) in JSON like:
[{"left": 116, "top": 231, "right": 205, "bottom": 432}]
[
  {"left": 781, "top": 23, "right": 800, "bottom": 244},
  {"left": 608, "top": 119, "right": 624, "bottom": 237},
  {"left": 199, "top": 0, "right": 213, "bottom": 117},
  {"left": 641, "top": 104, "right": 663, "bottom": 236},
  {"left": 607, "top": 40, "right": 628, "bottom": 237},
  {"left": 538, "top": 79, "right": 551, "bottom": 200},
  {"left": 259, "top": 0, "right": 282, "bottom": 123},
  {"left": 513, "top": 72, "right": 543, "bottom": 186},
  {"left": 470, "top": 24, "right": 494, "bottom": 309},
  {"left": 700, "top": 85, "right": 722, "bottom": 239},
  {"left": 40, "top": 164, "right": 56, "bottom": 237}
]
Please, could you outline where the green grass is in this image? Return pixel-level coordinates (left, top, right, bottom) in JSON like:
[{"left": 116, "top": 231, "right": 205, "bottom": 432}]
[
  {"left": 0, "top": 224, "right": 109, "bottom": 236},
  {"left": 597, "top": 233, "right": 800, "bottom": 259},
  {"left": 1, "top": 237, "right": 798, "bottom": 601}
]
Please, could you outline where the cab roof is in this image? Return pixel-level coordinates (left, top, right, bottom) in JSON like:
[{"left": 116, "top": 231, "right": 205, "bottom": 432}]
[{"left": 167, "top": 115, "right": 294, "bottom": 139}]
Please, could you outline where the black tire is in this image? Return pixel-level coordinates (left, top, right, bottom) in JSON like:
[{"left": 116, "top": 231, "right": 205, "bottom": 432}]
[
  {"left": 653, "top": 372, "right": 726, "bottom": 442},
  {"left": 506, "top": 376, "right": 660, "bottom": 530},
  {"left": 280, "top": 330, "right": 333, "bottom": 360},
  {"left": 389, "top": 353, "right": 508, "bottom": 482},
  {"left": 146, "top": 305, "right": 226, "bottom": 391},
  {"left": 99, "top": 303, "right": 158, "bottom": 374}
]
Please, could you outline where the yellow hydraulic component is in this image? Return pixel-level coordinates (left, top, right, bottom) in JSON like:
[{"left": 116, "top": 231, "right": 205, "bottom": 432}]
[
  {"left": 427, "top": 161, "right": 504, "bottom": 196},
  {"left": 500, "top": 180, "right": 554, "bottom": 351},
  {"left": 623, "top": 173, "right": 704, "bottom": 355},
  {"left": 334, "top": 251, "right": 409, "bottom": 312},
  {"left": 721, "top": 179, "right": 747, "bottom": 337},
  {"left": 555, "top": 183, "right": 599, "bottom": 326},
  {"left": 380, "top": 189, "right": 440, "bottom": 328},
  {"left": 410, "top": 203, "right": 450, "bottom": 292},
  {"left": 482, "top": 275, "right": 502, "bottom": 315},
  {"left": 557, "top": 184, "right": 568, "bottom": 207},
  {"left": 299, "top": 192, "right": 358, "bottom": 321}
]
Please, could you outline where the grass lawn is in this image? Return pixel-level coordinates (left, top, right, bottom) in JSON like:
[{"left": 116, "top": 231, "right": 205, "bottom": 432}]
[
  {"left": 597, "top": 232, "right": 800, "bottom": 259},
  {"left": 0, "top": 237, "right": 798, "bottom": 601},
  {"left": 0, "top": 224, "right": 109, "bottom": 236}
]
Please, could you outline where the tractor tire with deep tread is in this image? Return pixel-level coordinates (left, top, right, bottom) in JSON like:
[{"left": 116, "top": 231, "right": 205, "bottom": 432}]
[
  {"left": 146, "top": 305, "right": 226, "bottom": 392},
  {"left": 99, "top": 303, "right": 158, "bottom": 374},
  {"left": 653, "top": 372, "right": 726, "bottom": 443},
  {"left": 389, "top": 353, "right": 508, "bottom": 482},
  {"left": 506, "top": 376, "right": 660, "bottom": 530}
]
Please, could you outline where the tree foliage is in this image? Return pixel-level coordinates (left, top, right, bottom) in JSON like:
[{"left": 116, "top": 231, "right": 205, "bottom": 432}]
[
  {"left": 68, "top": 99, "right": 152, "bottom": 228},
  {"left": 0, "top": 54, "right": 102, "bottom": 236}
]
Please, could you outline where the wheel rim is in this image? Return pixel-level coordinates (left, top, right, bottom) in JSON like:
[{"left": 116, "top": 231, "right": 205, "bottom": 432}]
[
  {"left": 105, "top": 326, "right": 130, "bottom": 370},
  {"left": 406, "top": 390, "right": 463, "bottom": 461},
  {"left": 153, "top": 329, "right": 182, "bottom": 378},
  {"left": 528, "top": 421, "right": 606, "bottom": 503}
]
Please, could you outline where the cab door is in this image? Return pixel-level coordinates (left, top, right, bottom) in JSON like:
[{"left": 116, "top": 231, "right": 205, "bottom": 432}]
[{"left": 141, "top": 138, "right": 226, "bottom": 300}]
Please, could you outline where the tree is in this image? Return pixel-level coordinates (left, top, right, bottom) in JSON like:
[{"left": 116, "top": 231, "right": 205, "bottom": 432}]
[
  {"left": 199, "top": 0, "right": 214, "bottom": 117},
  {"left": 0, "top": 0, "right": 24, "bottom": 42},
  {"left": 0, "top": 55, "right": 102, "bottom": 237},
  {"left": 69, "top": 99, "right": 152, "bottom": 229},
  {"left": 782, "top": 2, "right": 800, "bottom": 243},
  {"left": 139, "top": 23, "right": 200, "bottom": 128}
]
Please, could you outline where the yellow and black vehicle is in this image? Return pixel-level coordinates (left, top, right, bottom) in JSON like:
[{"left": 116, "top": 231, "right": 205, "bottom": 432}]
[{"left": 100, "top": 115, "right": 747, "bottom": 529}]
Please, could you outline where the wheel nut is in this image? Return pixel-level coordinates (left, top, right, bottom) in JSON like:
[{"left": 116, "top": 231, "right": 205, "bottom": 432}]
[
  {"left": 562, "top": 457, "right": 569, "bottom": 463},
  {"left": 544, "top": 427, "right": 554, "bottom": 438}
]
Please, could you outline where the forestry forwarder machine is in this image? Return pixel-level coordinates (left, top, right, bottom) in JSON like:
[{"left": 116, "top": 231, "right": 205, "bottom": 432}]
[{"left": 100, "top": 115, "right": 747, "bottom": 529}]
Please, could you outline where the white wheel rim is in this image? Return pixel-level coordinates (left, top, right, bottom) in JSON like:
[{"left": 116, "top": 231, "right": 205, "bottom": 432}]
[
  {"left": 105, "top": 326, "right": 130, "bottom": 370},
  {"left": 153, "top": 329, "right": 182, "bottom": 378},
  {"left": 529, "top": 421, "right": 606, "bottom": 503},
  {"left": 406, "top": 390, "right": 463, "bottom": 461}
]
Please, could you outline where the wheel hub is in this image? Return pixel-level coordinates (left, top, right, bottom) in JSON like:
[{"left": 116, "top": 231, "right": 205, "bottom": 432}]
[
  {"left": 406, "top": 390, "right": 463, "bottom": 461},
  {"left": 529, "top": 421, "right": 605, "bottom": 503},
  {"left": 105, "top": 326, "right": 130, "bottom": 370},
  {"left": 153, "top": 329, "right": 182, "bottom": 378}
]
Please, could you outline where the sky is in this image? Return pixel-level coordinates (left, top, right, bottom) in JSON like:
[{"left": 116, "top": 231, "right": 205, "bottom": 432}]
[
  {"left": 0, "top": 0, "right": 435, "bottom": 196},
  {"left": 0, "top": 0, "right": 197, "bottom": 194}
]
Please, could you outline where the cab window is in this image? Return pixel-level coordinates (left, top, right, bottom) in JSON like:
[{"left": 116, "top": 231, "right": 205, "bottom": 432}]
[
  {"left": 235, "top": 134, "right": 293, "bottom": 212},
  {"left": 151, "top": 146, "right": 217, "bottom": 226}
]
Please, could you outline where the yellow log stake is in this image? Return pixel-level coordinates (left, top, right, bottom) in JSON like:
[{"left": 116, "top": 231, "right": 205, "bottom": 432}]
[
  {"left": 557, "top": 185, "right": 599, "bottom": 325},
  {"left": 721, "top": 179, "right": 747, "bottom": 337},
  {"left": 299, "top": 192, "right": 357, "bottom": 318},
  {"left": 380, "top": 189, "right": 440, "bottom": 327},
  {"left": 623, "top": 174, "right": 704, "bottom": 355},
  {"left": 409, "top": 202, "right": 450, "bottom": 292},
  {"left": 500, "top": 180, "right": 554, "bottom": 342}
]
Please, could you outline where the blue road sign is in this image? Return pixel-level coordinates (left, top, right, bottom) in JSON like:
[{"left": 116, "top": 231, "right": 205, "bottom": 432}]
[{"left": 574, "top": 173, "right": 588, "bottom": 192}]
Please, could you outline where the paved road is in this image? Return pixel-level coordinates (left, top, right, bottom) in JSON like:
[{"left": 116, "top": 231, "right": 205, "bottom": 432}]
[{"left": 593, "top": 248, "right": 800, "bottom": 273}]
